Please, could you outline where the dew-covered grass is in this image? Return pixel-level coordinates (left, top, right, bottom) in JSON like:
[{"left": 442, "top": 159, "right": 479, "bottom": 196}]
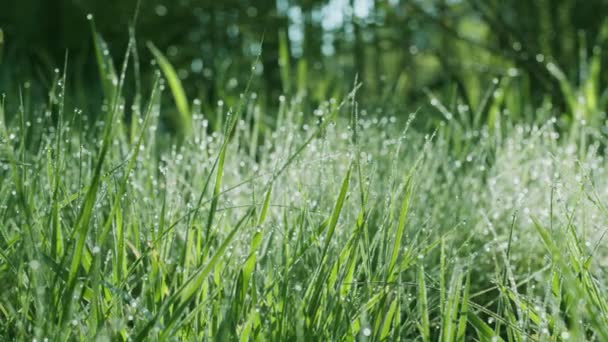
[{"left": 3, "top": 34, "right": 608, "bottom": 342}]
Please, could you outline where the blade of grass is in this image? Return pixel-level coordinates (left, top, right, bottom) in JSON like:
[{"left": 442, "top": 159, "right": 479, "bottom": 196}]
[
  {"left": 89, "top": 16, "right": 118, "bottom": 101},
  {"left": 386, "top": 174, "right": 413, "bottom": 283},
  {"left": 418, "top": 263, "right": 431, "bottom": 342},
  {"left": 147, "top": 42, "right": 191, "bottom": 137},
  {"left": 134, "top": 208, "right": 254, "bottom": 341}
]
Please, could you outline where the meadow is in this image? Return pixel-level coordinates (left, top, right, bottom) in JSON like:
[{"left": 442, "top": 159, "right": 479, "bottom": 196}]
[{"left": 3, "top": 1, "right": 608, "bottom": 341}]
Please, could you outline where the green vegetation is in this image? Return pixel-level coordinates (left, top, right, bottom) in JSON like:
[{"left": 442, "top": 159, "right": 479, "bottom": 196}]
[{"left": 2, "top": 0, "right": 608, "bottom": 341}]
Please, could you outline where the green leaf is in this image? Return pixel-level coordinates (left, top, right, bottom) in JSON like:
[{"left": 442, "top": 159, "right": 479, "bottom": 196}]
[
  {"left": 379, "top": 298, "right": 398, "bottom": 340},
  {"left": 387, "top": 175, "right": 413, "bottom": 282},
  {"left": 321, "top": 166, "right": 352, "bottom": 260},
  {"left": 457, "top": 272, "right": 471, "bottom": 341},
  {"left": 136, "top": 208, "right": 253, "bottom": 341},
  {"left": 278, "top": 29, "right": 291, "bottom": 94},
  {"left": 258, "top": 186, "right": 272, "bottom": 225},
  {"left": 147, "top": 42, "right": 192, "bottom": 136},
  {"left": 90, "top": 19, "right": 118, "bottom": 101},
  {"left": 418, "top": 264, "right": 430, "bottom": 342},
  {"left": 468, "top": 311, "right": 504, "bottom": 342},
  {"left": 241, "top": 231, "right": 263, "bottom": 302}
]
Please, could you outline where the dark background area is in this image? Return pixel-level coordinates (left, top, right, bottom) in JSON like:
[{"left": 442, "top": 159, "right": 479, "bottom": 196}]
[{"left": 1, "top": 0, "right": 608, "bottom": 120}]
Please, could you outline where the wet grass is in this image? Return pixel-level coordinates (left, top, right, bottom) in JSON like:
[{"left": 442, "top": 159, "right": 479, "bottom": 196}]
[{"left": 2, "top": 25, "right": 608, "bottom": 342}]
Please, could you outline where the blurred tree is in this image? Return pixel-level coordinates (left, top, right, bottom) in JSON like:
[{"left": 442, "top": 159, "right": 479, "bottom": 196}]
[{"left": 1, "top": 0, "right": 607, "bottom": 118}]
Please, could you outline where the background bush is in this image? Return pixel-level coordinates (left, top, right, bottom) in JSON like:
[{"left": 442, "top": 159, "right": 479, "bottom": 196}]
[{"left": 2, "top": 0, "right": 608, "bottom": 120}]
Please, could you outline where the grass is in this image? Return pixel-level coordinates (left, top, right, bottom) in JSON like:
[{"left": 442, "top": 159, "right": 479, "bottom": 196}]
[{"left": 2, "top": 26, "right": 608, "bottom": 342}]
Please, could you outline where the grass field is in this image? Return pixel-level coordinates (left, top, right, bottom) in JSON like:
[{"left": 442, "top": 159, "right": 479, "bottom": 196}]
[{"left": 3, "top": 21, "right": 608, "bottom": 342}]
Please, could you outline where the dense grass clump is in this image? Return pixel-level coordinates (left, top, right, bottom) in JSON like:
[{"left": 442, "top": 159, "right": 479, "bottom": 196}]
[{"left": 3, "top": 30, "right": 608, "bottom": 342}]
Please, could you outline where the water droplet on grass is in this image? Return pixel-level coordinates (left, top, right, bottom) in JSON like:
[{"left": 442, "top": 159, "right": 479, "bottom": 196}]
[
  {"left": 535, "top": 54, "right": 545, "bottom": 62},
  {"left": 155, "top": 5, "right": 167, "bottom": 16},
  {"left": 30, "top": 260, "right": 40, "bottom": 270}
]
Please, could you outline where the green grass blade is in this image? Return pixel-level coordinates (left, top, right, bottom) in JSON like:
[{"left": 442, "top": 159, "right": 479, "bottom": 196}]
[
  {"left": 134, "top": 208, "right": 253, "bottom": 341},
  {"left": 89, "top": 17, "right": 117, "bottom": 101},
  {"left": 379, "top": 298, "right": 398, "bottom": 340},
  {"left": 147, "top": 42, "right": 192, "bottom": 136},
  {"left": 278, "top": 29, "right": 291, "bottom": 94},
  {"left": 546, "top": 62, "right": 578, "bottom": 118},
  {"left": 304, "top": 166, "right": 351, "bottom": 318},
  {"left": 468, "top": 311, "right": 504, "bottom": 342},
  {"left": 418, "top": 264, "right": 431, "bottom": 342},
  {"left": 204, "top": 133, "right": 227, "bottom": 244},
  {"left": 457, "top": 272, "right": 471, "bottom": 341},
  {"left": 387, "top": 175, "right": 413, "bottom": 282},
  {"left": 320, "top": 165, "right": 352, "bottom": 260},
  {"left": 257, "top": 186, "right": 272, "bottom": 225},
  {"left": 442, "top": 269, "right": 463, "bottom": 342}
]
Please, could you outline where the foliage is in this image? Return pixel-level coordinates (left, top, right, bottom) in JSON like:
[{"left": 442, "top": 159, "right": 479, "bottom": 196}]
[
  {"left": 2, "top": 0, "right": 608, "bottom": 118},
  {"left": 2, "top": 1, "right": 608, "bottom": 341}
]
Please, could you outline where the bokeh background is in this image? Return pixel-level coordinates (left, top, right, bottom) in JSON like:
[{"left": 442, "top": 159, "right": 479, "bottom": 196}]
[{"left": 1, "top": 0, "right": 608, "bottom": 120}]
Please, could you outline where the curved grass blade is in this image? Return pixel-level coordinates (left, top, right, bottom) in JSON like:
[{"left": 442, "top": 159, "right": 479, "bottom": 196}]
[
  {"left": 89, "top": 17, "right": 117, "bottom": 101},
  {"left": 304, "top": 166, "right": 351, "bottom": 317},
  {"left": 134, "top": 208, "right": 254, "bottom": 341},
  {"left": 418, "top": 264, "right": 430, "bottom": 342},
  {"left": 147, "top": 42, "right": 192, "bottom": 136}
]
